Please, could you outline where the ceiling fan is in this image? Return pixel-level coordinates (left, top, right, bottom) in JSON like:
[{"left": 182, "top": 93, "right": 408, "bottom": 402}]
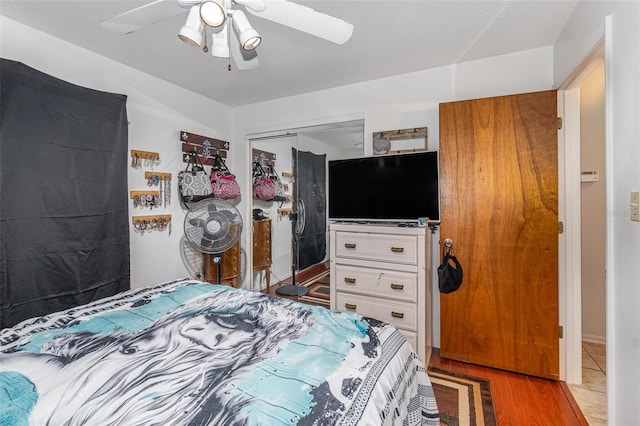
[{"left": 101, "top": 0, "right": 354, "bottom": 70}]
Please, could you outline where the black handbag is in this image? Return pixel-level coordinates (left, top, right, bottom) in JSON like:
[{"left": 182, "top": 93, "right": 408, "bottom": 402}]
[
  {"left": 438, "top": 245, "right": 463, "bottom": 294},
  {"left": 267, "top": 165, "right": 288, "bottom": 202}
]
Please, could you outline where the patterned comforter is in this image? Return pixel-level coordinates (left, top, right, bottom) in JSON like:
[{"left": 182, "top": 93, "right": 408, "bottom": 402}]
[{"left": 0, "top": 279, "right": 438, "bottom": 425}]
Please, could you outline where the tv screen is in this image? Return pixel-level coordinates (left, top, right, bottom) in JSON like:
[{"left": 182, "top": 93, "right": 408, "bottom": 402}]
[{"left": 328, "top": 151, "right": 440, "bottom": 223}]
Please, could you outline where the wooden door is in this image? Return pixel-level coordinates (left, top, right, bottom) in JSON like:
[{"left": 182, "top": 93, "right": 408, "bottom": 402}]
[{"left": 439, "top": 90, "right": 559, "bottom": 379}]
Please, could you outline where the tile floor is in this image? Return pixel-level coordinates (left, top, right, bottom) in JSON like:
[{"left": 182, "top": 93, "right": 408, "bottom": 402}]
[{"left": 569, "top": 341, "right": 607, "bottom": 425}]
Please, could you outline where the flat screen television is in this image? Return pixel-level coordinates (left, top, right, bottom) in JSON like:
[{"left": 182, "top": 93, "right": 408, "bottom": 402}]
[{"left": 328, "top": 151, "right": 440, "bottom": 223}]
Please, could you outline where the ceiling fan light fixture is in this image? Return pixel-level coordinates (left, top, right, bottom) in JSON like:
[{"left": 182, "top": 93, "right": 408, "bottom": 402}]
[
  {"left": 200, "top": 0, "right": 226, "bottom": 27},
  {"left": 232, "top": 10, "right": 261, "bottom": 51},
  {"left": 239, "top": 28, "right": 261, "bottom": 51},
  {"left": 211, "top": 23, "right": 230, "bottom": 58},
  {"left": 178, "top": 5, "right": 204, "bottom": 47}
]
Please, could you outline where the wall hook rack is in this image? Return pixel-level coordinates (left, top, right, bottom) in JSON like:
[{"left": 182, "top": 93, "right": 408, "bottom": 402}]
[
  {"left": 132, "top": 214, "right": 172, "bottom": 234},
  {"left": 130, "top": 190, "right": 160, "bottom": 198},
  {"left": 144, "top": 171, "right": 172, "bottom": 180},
  {"left": 181, "top": 130, "right": 229, "bottom": 167},
  {"left": 131, "top": 150, "right": 159, "bottom": 161}
]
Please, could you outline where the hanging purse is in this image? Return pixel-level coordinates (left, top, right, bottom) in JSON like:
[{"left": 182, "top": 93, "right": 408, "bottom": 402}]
[
  {"left": 178, "top": 151, "right": 213, "bottom": 203},
  {"left": 211, "top": 154, "right": 241, "bottom": 200},
  {"left": 252, "top": 162, "right": 276, "bottom": 201},
  {"left": 438, "top": 244, "right": 463, "bottom": 294},
  {"left": 268, "top": 164, "right": 288, "bottom": 202}
]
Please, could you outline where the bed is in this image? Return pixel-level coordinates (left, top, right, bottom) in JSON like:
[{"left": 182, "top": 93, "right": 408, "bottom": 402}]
[{"left": 0, "top": 279, "right": 438, "bottom": 425}]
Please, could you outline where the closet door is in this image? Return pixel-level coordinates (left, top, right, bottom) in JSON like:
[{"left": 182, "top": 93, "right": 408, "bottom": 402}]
[{"left": 439, "top": 90, "right": 559, "bottom": 379}]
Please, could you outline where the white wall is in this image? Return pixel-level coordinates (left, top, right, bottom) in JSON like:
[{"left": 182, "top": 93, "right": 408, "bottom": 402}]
[
  {"left": 1, "top": 17, "right": 234, "bottom": 289},
  {"left": 580, "top": 65, "right": 606, "bottom": 343},
  {"left": 233, "top": 46, "right": 555, "bottom": 347},
  {"left": 554, "top": 2, "right": 640, "bottom": 423}
]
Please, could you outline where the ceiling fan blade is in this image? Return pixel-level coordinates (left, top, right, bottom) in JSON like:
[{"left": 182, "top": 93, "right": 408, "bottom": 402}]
[
  {"left": 245, "top": 0, "right": 354, "bottom": 45},
  {"left": 230, "top": 30, "right": 260, "bottom": 70},
  {"left": 101, "top": 0, "right": 186, "bottom": 34}
]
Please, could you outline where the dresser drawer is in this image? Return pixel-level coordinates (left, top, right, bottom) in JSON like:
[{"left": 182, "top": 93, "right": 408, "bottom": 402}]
[
  {"left": 398, "top": 329, "right": 417, "bottom": 354},
  {"left": 335, "top": 231, "right": 418, "bottom": 265},
  {"left": 335, "top": 264, "right": 417, "bottom": 302},
  {"left": 335, "top": 292, "right": 417, "bottom": 332}
]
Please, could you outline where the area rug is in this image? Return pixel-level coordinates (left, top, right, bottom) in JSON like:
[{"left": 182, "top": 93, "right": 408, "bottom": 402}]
[
  {"left": 298, "top": 270, "right": 330, "bottom": 307},
  {"left": 428, "top": 367, "right": 497, "bottom": 426}
]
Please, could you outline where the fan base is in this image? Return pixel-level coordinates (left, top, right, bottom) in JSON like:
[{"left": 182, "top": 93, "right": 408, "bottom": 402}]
[{"left": 275, "top": 284, "right": 309, "bottom": 297}]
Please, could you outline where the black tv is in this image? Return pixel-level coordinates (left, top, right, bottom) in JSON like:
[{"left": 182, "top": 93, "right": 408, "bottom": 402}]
[{"left": 328, "top": 151, "right": 440, "bottom": 223}]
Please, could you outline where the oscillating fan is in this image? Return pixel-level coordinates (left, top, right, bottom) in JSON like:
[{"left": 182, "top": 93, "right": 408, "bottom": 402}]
[
  {"left": 276, "top": 197, "right": 308, "bottom": 296},
  {"left": 183, "top": 199, "right": 243, "bottom": 284},
  {"left": 180, "top": 235, "right": 204, "bottom": 279}
]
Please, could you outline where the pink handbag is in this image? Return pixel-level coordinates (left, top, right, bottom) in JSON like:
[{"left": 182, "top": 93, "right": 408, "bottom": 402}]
[
  {"left": 252, "top": 162, "right": 276, "bottom": 201},
  {"left": 211, "top": 154, "right": 241, "bottom": 200}
]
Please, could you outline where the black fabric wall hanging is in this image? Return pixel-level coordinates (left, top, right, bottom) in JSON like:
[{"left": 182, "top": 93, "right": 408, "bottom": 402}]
[
  {"left": 292, "top": 148, "right": 327, "bottom": 270},
  {"left": 0, "top": 59, "right": 130, "bottom": 328}
]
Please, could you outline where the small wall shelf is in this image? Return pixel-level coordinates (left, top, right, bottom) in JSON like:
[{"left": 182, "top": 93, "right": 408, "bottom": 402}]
[
  {"left": 132, "top": 214, "right": 172, "bottom": 234},
  {"left": 132, "top": 214, "right": 171, "bottom": 222},
  {"left": 131, "top": 149, "right": 159, "bottom": 161},
  {"left": 144, "top": 171, "right": 172, "bottom": 179},
  {"left": 373, "top": 126, "right": 428, "bottom": 154},
  {"left": 130, "top": 190, "right": 160, "bottom": 198}
]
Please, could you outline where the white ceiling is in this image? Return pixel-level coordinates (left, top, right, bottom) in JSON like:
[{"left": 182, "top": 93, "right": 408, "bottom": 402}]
[{"left": 0, "top": 0, "right": 579, "bottom": 107}]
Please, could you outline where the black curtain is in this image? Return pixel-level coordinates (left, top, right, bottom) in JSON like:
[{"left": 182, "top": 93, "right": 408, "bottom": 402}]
[
  {"left": 0, "top": 59, "right": 130, "bottom": 328},
  {"left": 292, "top": 148, "right": 326, "bottom": 270}
]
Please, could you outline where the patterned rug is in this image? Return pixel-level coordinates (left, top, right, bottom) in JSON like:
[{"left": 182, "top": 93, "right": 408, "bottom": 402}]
[
  {"left": 428, "top": 367, "right": 497, "bottom": 426},
  {"left": 298, "top": 271, "right": 330, "bottom": 307}
]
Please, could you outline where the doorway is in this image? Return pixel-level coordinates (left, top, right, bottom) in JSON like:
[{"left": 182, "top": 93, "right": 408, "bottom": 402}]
[{"left": 559, "top": 42, "right": 607, "bottom": 424}]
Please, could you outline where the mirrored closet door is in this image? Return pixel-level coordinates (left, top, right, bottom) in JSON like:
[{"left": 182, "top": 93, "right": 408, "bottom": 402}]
[{"left": 249, "top": 121, "right": 364, "bottom": 294}]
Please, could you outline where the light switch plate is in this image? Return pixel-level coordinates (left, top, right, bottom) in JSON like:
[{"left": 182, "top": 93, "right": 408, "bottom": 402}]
[{"left": 631, "top": 191, "right": 640, "bottom": 222}]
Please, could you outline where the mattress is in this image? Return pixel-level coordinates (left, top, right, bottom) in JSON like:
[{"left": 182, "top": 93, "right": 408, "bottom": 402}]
[{"left": 0, "top": 279, "right": 438, "bottom": 425}]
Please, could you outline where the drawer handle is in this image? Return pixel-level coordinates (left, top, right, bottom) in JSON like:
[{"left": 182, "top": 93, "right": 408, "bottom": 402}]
[
  {"left": 390, "top": 246, "right": 404, "bottom": 253},
  {"left": 344, "top": 243, "right": 356, "bottom": 249},
  {"left": 344, "top": 277, "right": 356, "bottom": 284},
  {"left": 345, "top": 303, "right": 357, "bottom": 310},
  {"left": 391, "top": 311, "right": 404, "bottom": 319},
  {"left": 390, "top": 283, "right": 404, "bottom": 290}
]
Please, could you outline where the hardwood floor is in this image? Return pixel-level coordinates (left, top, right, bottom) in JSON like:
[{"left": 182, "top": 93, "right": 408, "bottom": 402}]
[
  {"left": 430, "top": 348, "right": 588, "bottom": 425},
  {"left": 265, "top": 261, "right": 329, "bottom": 304},
  {"left": 266, "top": 264, "right": 587, "bottom": 425}
]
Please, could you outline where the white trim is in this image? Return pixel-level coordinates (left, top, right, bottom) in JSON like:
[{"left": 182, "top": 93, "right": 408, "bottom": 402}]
[
  {"left": 557, "top": 38, "right": 605, "bottom": 385},
  {"left": 561, "top": 87, "right": 583, "bottom": 384},
  {"left": 557, "top": 92, "right": 567, "bottom": 382},
  {"left": 603, "top": 15, "right": 614, "bottom": 424},
  {"left": 244, "top": 113, "right": 366, "bottom": 139}
]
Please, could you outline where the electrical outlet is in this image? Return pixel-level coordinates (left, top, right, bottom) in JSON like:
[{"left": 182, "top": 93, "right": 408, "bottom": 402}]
[{"left": 631, "top": 191, "right": 640, "bottom": 222}]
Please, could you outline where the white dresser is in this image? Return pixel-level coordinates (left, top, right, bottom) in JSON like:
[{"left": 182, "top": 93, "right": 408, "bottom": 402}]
[{"left": 329, "top": 223, "right": 431, "bottom": 364}]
